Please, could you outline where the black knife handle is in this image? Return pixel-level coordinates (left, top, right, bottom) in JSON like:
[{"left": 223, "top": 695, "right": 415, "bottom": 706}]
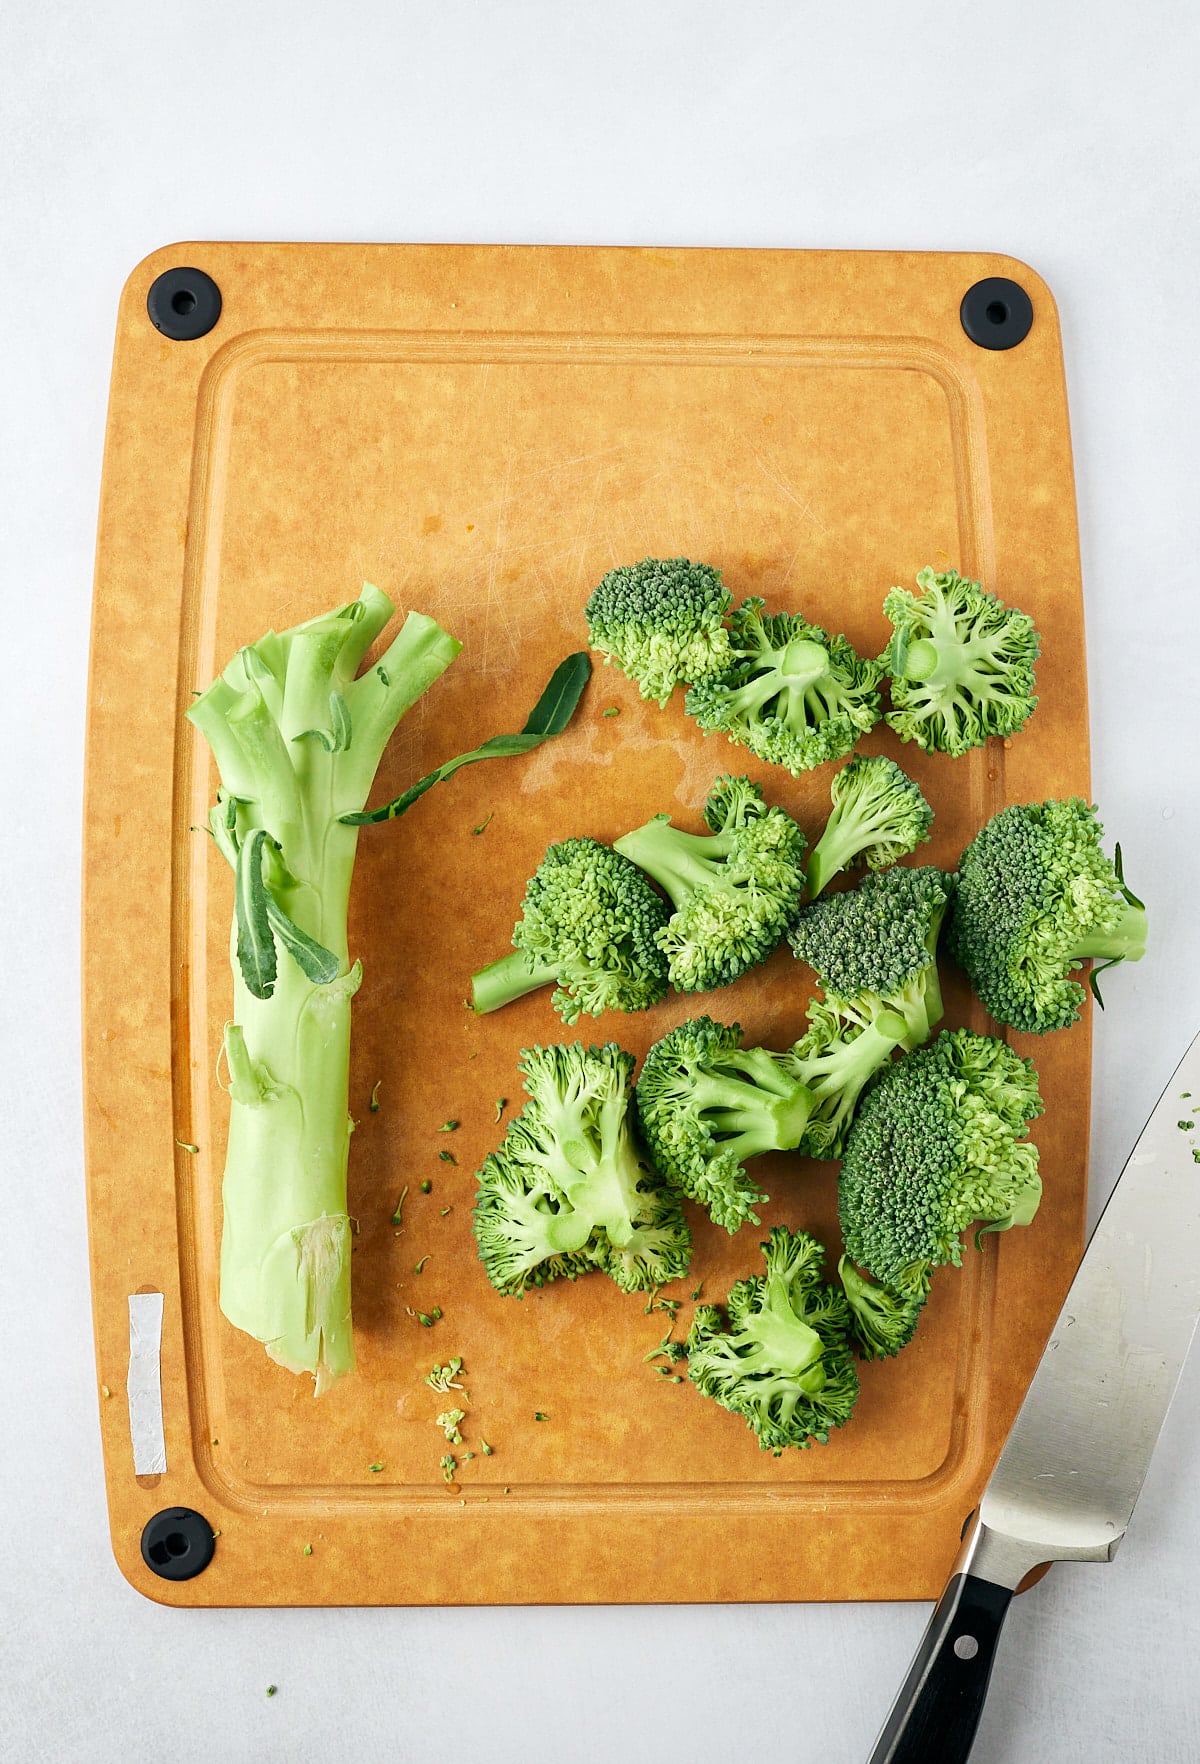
[{"left": 866, "top": 1572, "right": 1014, "bottom": 1764}]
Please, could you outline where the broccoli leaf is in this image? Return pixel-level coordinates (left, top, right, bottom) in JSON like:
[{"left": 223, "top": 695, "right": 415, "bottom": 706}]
[
  {"left": 264, "top": 893, "right": 340, "bottom": 986},
  {"left": 234, "top": 829, "right": 277, "bottom": 999},
  {"left": 342, "top": 652, "right": 591, "bottom": 825}
]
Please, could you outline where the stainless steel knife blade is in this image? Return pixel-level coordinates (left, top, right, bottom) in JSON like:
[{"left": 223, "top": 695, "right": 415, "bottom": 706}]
[{"left": 961, "top": 1028, "right": 1200, "bottom": 1590}]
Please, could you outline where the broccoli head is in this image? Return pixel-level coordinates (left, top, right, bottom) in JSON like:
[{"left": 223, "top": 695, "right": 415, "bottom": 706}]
[
  {"left": 882, "top": 566, "right": 1040, "bottom": 755},
  {"left": 471, "top": 837, "right": 670, "bottom": 1023},
  {"left": 472, "top": 1042, "right": 691, "bottom": 1296},
  {"left": 838, "top": 1028, "right": 1044, "bottom": 1295},
  {"left": 584, "top": 556, "right": 734, "bottom": 705},
  {"left": 838, "top": 1256, "right": 930, "bottom": 1360},
  {"left": 635, "top": 1016, "right": 816, "bottom": 1233},
  {"left": 684, "top": 598, "right": 884, "bottom": 775},
  {"left": 947, "top": 798, "right": 1147, "bottom": 1034},
  {"left": 685, "top": 1227, "right": 859, "bottom": 1452},
  {"left": 614, "top": 774, "right": 807, "bottom": 992},
  {"left": 805, "top": 754, "right": 934, "bottom": 899},
  {"left": 788, "top": 864, "right": 955, "bottom": 1052}
]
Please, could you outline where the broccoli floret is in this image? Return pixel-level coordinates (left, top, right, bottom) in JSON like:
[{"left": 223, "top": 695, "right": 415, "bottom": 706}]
[
  {"left": 806, "top": 754, "right": 934, "bottom": 899},
  {"left": 947, "top": 799, "right": 1148, "bottom": 1034},
  {"left": 787, "top": 993, "right": 909, "bottom": 1159},
  {"left": 614, "top": 775, "right": 807, "bottom": 992},
  {"left": 685, "top": 1227, "right": 859, "bottom": 1452},
  {"left": 471, "top": 837, "right": 670, "bottom": 1022},
  {"left": 683, "top": 599, "right": 883, "bottom": 775},
  {"left": 636, "top": 1017, "right": 817, "bottom": 1232},
  {"left": 882, "top": 566, "right": 1040, "bottom": 755},
  {"left": 584, "top": 557, "right": 734, "bottom": 706},
  {"left": 472, "top": 1043, "right": 691, "bottom": 1296},
  {"left": 838, "top": 1028, "right": 1044, "bottom": 1295},
  {"left": 788, "top": 865, "right": 954, "bottom": 1053},
  {"left": 838, "top": 1256, "right": 929, "bottom": 1360}
]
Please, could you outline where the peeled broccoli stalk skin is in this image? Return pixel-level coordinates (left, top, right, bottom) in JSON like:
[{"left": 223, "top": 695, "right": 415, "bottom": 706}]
[
  {"left": 882, "top": 567, "right": 1040, "bottom": 756},
  {"left": 805, "top": 754, "right": 934, "bottom": 899},
  {"left": 838, "top": 1028, "right": 1044, "bottom": 1294},
  {"left": 838, "top": 1256, "right": 929, "bottom": 1359},
  {"left": 472, "top": 1043, "right": 691, "bottom": 1297},
  {"left": 471, "top": 838, "right": 671, "bottom": 1024},
  {"left": 684, "top": 598, "right": 883, "bottom": 775},
  {"left": 614, "top": 776, "right": 807, "bottom": 993},
  {"left": 584, "top": 556, "right": 733, "bottom": 705},
  {"left": 188, "top": 588, "right": 461, "bottom": 1393},
  {"left": 685, "top": 1227, "right": 859, "bottom": 1452},
  {"left": 948, "top": 798, "right": 1147, "bottom": 1033}
]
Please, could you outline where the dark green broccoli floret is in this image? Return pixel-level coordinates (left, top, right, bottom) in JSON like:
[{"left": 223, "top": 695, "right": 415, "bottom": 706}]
[
  {"left": 788, "top": 864, "right": 954, "bottom": 1052},
  {"left": 683, "top": 598, "right": 883, "bottom": 775},
  {"left": 635, "top": 1017, "right": 816, "bottom": 1232},
  {"left": 838, "top": 1029, "right": 1044, "bottom": 1295},
  {"left": 471, "top": 837, "right": 670, "bottom": 1023},
  {"left": 947, "top": 798, "right": 1147, "bottom": 1034},
  {"left": 685, "top": 1227, "right": 859, "bottom": 1453},
  {"left": 838, "top": 1256, "right": 929, "bottom": 1360},
  {"left": 584, "top": 557, "right": 734, "bottom": 705},
  {"left": 806, "top": 754, "right": 934, "bottom": 899},
  {"left": 881, "top": 566, "right": 1040, "bottom": 755},
  {"left": 614, "top": 775, "right": 807, "bottom": 992},
  {"left": 472, "top": 1043, "right": 691, "bottom": 1296}
]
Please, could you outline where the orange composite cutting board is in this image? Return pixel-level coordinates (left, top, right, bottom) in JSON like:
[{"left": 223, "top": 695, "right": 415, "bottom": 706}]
[{"left": 84, "top": 243, "right": 1089, "bottom": 1606}]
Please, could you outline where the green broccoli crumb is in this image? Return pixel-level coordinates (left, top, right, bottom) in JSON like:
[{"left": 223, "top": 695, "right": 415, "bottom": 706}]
[
  {"left": 439, "top": 1149, "right": 457, "bottom": 1164},
  {"left": 414, "top": 1254, "right": 431, "bottom": 1273},
  {"left": 534, "top": 1411, "right": 549, "bottom": 1422},
  {"left": 494, "top": 1097, "right": 508, "bottom": 1121},
  {"left": 175, "top": 1140, "right": 200, "bottom": 1154},
  {"left": 602, "top": 706, "right": 621, "bottom": 717},
  {"left": 1179, "top": 1121, "right": 1195, "bottom": 1132},
  {"left": 391, "top": 1185, "right": 408, "bottom": 1226},
  {"left": 438, "top": 1120, "right": 459, "bottom": 1133},
  {"left": 481, "top": 1439, "right": 494, "bottom": 1456},
  {"left": 302, "top": 1544, "right": 312, "bottom": 1556},
  {"left": 370, "top": 1081, "right": 382, "bottom": 1112},
  {"left": 266, "top": 1685, "right": 277, "bottom": 1699},
  {"left": 420, "top": 1180, "right": 432, "bottom": 1194},
  {"left": 472, "top": 813, "right": 494, "bottom": 835},
  {"left": 368, "top": 1462, "right": 384, "bottom": 1474},
  {"left": 440, "top": 1453, "right": 458, "bottom": 1484}
]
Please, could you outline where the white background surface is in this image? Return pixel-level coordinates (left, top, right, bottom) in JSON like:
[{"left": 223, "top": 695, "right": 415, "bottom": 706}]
[{"left": 2, "top": 3, "right": 1199, "bottom": 1760}]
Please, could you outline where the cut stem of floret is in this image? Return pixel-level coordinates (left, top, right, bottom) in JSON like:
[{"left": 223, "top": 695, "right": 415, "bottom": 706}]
[
  {"left": 471, "top": 951, "right": 562, "bottom": 1014},
  {"left": 1070, "top": 897, "right": 1148, "bottom": 963}
]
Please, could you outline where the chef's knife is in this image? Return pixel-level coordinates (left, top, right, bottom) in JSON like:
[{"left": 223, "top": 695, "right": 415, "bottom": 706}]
[{"left": 868, "top": 1030, "right": 1200, "bottom": 1764}]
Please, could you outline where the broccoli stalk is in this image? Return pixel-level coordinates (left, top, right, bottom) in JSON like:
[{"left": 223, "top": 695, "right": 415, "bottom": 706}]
[
  {"left": 188, "top": 586, "right": 461, "bottom": 1393},
  {"left": 686, "top": 1227, "right": 859, "bottom": 1452},
  {"left": 614, "top": 775, "right": 807, "bottom": 991},
  {"left": 470, "top": 838, "right": 670, "bottom": 1022},
  {"left": 683, "top": 599, "right": 883, "bottom": 774},
  {"left": 805, "top": 755, "right": 934, "bottom": 899}
]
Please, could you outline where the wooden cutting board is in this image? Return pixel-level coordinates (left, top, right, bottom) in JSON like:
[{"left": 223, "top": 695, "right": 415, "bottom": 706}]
[{"left": 84, "top": 242, "right": 1089, "bottom": 1606}]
